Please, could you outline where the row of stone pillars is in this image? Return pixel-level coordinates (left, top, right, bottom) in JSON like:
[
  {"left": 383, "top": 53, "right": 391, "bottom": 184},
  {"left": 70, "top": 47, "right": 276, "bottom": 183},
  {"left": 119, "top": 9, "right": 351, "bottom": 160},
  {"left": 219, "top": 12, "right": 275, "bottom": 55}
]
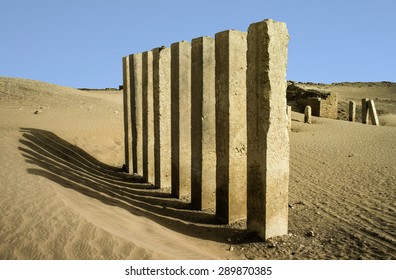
[
  {"left": 122, "top": 19, "right": 290, "bottom": 240},
  {"left": 349, "top": 99, "right": 379, "bottom": 125}
]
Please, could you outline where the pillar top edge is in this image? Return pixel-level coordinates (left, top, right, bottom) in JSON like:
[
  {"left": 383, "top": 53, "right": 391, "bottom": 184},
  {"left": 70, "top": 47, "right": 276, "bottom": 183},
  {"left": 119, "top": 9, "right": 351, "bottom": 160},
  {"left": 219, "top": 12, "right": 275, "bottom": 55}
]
[
  {"left": 191, "top": 36, "right": 214, "bottom": 42},
  {"left": 248, "top": 18, "right": 287, "bottom": 28},
  {"left": 170, "top": 40, "right": 191, "bottom": 47},
  {"left": 129, "top": 53, "right": 143, "bottom": 57},
  {"left": 215, "top": 29, "right": 246, "bottom": 36},
  {"left": 152, "top": 45, "right": 169, "bottom": 52}
]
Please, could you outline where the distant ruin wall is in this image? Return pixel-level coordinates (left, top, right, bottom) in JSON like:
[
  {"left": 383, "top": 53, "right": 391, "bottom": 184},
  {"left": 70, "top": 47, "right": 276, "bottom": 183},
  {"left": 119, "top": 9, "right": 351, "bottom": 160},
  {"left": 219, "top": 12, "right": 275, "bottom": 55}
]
[
  {"left": 287, "top": 82, "right": 338, "bottom": 119},
  {"left": 122, "top": 19, "right": 289, "bottom": 240},
  {"left": 78, "top": 88, "right": 120, "bottom": 92},
  {"left": 296, "top": 94, "right": 338, "bottom": 119}
]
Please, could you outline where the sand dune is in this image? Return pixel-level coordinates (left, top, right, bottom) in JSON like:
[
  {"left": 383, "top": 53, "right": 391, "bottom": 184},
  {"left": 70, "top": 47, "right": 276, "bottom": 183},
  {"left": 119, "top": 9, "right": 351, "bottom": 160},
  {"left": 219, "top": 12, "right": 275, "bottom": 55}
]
[{"left": 0, "top": 77, "right": 395, "bottom": 259}]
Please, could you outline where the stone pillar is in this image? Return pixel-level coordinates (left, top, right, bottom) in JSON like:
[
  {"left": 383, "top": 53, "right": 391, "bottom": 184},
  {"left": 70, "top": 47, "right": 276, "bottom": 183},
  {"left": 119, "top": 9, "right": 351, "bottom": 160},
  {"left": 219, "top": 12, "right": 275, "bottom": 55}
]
[
  {"left": 122, "top": 55, "right": 133, "bottom": 174},
  {"left": 215, "top": 30, "right": 247, "bottom": 224},
  {"left": 349, "top": 101, "right": 356, "bottom": 122},
  {"left": 246, "top": 19, "right": 290, "bottom": 240},
  {"left": 153, "top": 47, "right": 172, "bottom": 189},
  {"left": 368, "top": 100, "right": 380, "bottom": 126},
  {"left": 362, "top": 98, "right": 369, "bottom": 124},
  {"left": 142, "top": 51, "right": 155, "bottom": 184},
  {"left": 171, "top": 41, "right": 192, "bottom": 199},
  {"left": 130, "top": 53, "right": 143, "bottom": 175},
  {"left": 304, "top": 105, "right": 312, "bottom": 124},
  {"left": 287, "top": 106, "right": 292, "bottom": 131},
  {"left": 191, "top": 37, "right": 216, "bottom": 210}
]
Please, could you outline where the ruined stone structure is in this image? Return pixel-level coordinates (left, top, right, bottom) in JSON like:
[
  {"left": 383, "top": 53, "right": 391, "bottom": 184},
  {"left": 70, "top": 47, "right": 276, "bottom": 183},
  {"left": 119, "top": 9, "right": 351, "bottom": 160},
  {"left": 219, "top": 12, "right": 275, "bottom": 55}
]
[
  {"left": 287, "top": 82, "right": 338, "bottom": 119},
  {"left": 122, "top": 19, "right": 289, "bottom": 240}
]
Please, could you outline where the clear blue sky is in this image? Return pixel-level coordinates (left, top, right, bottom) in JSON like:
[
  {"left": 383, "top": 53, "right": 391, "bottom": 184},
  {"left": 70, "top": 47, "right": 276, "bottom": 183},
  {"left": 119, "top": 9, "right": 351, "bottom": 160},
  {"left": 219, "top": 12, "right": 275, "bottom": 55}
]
[{"left": 1, "top": 0, "right": 395, "bottom": 88}]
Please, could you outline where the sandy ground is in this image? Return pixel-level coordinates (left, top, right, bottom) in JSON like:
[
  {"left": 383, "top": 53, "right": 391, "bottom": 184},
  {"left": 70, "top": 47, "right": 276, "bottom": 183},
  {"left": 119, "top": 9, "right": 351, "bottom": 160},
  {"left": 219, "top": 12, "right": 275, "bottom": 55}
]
[{"left": 0, "top": 77, "right": 395, "bottom": 259}]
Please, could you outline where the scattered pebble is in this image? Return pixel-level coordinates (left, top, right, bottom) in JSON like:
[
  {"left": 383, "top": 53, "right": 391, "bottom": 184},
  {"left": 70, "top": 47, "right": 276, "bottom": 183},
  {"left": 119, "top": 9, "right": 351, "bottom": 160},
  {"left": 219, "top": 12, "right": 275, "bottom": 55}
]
[
  {"left": 306, "top": 230, "right": 315, "bottom": 237},
  {"left": 267, "top": 241, "right": 276, "bottom": 248},
  {"left": 229, "top": 246, "right": 235, "bottom": 252},
  {"left": 34, "top": 110, "right": 42, "bottom": 115}
]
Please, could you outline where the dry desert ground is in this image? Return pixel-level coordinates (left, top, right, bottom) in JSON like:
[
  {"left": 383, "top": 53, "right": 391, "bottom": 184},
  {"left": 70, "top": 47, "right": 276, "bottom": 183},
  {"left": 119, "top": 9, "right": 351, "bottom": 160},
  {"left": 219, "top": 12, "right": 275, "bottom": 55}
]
[{"left": 0, "top": 77, "right": 395, "bottom": 259}]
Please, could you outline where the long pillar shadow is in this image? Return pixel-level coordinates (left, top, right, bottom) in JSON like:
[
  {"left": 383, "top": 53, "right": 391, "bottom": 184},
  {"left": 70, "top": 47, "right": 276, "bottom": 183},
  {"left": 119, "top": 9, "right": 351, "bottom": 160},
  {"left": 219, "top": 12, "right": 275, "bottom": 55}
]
[{"left": 19, "top": 128, "right": 250, "bottom": 244}]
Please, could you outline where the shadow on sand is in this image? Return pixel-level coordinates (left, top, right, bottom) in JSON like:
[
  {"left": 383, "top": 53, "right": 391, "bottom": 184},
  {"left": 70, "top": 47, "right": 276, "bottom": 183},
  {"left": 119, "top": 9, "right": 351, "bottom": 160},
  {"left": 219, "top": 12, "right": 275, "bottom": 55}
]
[{"left": 19, "top": 128, "right": 253, "bottom": 244}]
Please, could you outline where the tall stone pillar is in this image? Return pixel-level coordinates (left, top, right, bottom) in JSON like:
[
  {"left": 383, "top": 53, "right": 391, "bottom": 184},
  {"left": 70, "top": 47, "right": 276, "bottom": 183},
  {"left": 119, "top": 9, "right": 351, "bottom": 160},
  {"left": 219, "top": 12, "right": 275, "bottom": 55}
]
[
  {"left": 191, "top": 37, "right": 216, "bottom": 210},
  {"left": 304, "top": 105, "right": 312, "bottom": 124},
  {"left": 142, "top": 51, "right": 155, "bottom": 184},
  {"left": 368, "top": 100, "right": 379, "bottom": 126},
  {"left": 362, "top": 98, "right": 369, "bottom": 124},
  {"left": 171, "top": 41, "right": 192, "bottom": 199},
  {"left": 122, "top": 55, "right": 133, "bottom": 174},
  {"left": 153, "top": 47, "right": 172, "bottom": 189},
  {"left": 215, "top": 30, "right": 247, "bottom": 224},
  {"left": 246, "top": 19, "right": 290, "bottom": 240},
  {"left": 349, "top": 101, "right": 356, "bottom": 122},
  {"left": 130, "top": 53, "right": 143, "bottom": 175}
]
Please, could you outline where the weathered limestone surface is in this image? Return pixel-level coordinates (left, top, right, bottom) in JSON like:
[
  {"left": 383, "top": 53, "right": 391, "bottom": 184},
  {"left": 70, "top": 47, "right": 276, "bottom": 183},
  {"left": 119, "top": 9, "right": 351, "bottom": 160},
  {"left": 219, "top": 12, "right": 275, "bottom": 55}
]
[
  {"left": 246, "top": 19, "right": 289, "bottom": 240},
  {"left": 319, "top": 93, "right": 338, "bottom": 119},
  {"left": 362, "top": 98, "right": 369, "bottom": 124},
  {"left": 142, "top": 51, "right": 155, "bottom": 184},
  {"left": 287, "top": 106, "right": 292, "bottom": 131},
  {"left": 171, "top": 41, "right": 192, "bottom": 199},
  {"left": 130, "top": 53, "right": 143, "bottom": 174},
  {"left": 215, "top": 30, "right": 247, "bottom": 224},
  {"left": 122, "top": 56, "right": 133, "bottom": 174},
  {"left": 191, "top": 37, "right": 216, "bottom": 210},
  {"left": 349, "top": 101, "right": 356, "bottom": 122},
  {"left": 153, "top": 47, "right": 172, "bottom": 189},
  {"left": 304, "top": 105, "right": 312, "bottom": 124},
  {"left": 368, "top": 99, "right": 379, "bottom": 126}
]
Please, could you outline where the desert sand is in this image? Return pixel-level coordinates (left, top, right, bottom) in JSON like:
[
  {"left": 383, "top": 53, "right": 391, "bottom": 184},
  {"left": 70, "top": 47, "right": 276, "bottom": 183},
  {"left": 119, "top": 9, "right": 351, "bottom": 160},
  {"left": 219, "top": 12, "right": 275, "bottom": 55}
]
[{"left": 0, "top": 77, "right": 395, "bottom": 259}]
